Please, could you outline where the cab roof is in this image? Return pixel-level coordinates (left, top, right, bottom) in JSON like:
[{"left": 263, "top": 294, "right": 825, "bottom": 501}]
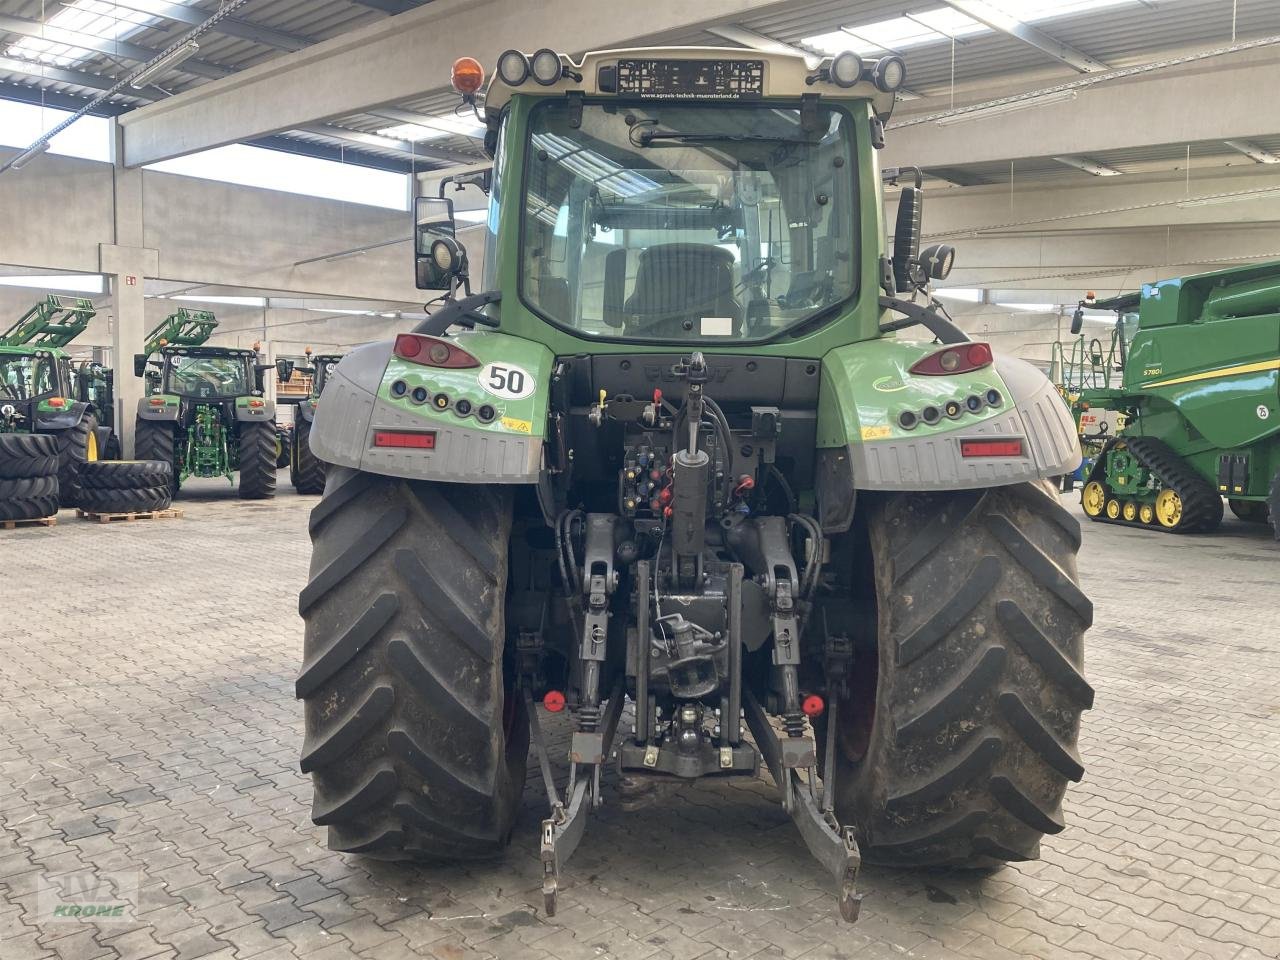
[{"left": 483, "top": 46, "right": 898, "bottom": 118}]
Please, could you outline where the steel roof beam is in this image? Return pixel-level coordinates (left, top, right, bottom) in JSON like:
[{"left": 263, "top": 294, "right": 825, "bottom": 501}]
[
  {"left": 298, "top": 125, "right": 474, "bottom": 165},
  {"left": 941, "top": 1, "right": 1109, "bottom": 74},
  {"left": 115, "top": 0, "right": 798, "bottom": 167},
  {"left": 1223, "top": 139, "right": 1280, "bottom": 164},
  {"left": 349, "top": 0, "right": 428, "bottom": 14},
  {"left": 100, "top": 0, "right": 312, "bottom": 52},
  {"left": 366, "top": 106, "right": 486, "bottom": 141},
  {"left": 0, "top": 13, "right": 231, "bottom": 80}
]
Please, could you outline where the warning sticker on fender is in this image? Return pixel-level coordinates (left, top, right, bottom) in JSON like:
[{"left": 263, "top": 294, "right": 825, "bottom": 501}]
[
  {"left": 500, "top": 416, "right": 532, "bottom": 434},
  {"left": 861, "top": 425, "right": 892, "bottom": 441}
]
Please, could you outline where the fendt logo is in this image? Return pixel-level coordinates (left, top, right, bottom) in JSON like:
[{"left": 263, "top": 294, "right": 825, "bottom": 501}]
[{"left": 37, "top": 870, "right": 139, "bottom": 924}]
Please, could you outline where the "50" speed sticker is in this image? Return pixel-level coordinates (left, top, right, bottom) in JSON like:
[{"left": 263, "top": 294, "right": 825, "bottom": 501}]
[{"left": 478, "top": 362, "right": 535, "bottom": 400}]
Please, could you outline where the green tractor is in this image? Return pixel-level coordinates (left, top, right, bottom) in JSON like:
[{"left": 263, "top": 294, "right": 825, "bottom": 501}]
[
  {"left": 296, "top": 47, "right": 1092, "bottom": 920},
  {"left": 0, "top": 295, "right": 117, "bottom": 505},
  {"left": 1070, "top": 261, "right": 1280, "bottom": 535},
  {"left": 281, "top": 348, "right": 341, "bottom": 495},
  {"left": 134, "top": 309, "right": 280, "bottom": 499}
]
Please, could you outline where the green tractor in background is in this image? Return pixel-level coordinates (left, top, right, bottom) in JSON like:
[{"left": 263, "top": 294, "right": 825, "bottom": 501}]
[
  {"left": 0, "top": 295, "right": 118, "bottom": 505},
  {"left": 134, "top": 309, "right": 279, "bottom": 499},
  {"left": 279, "top": 347, "right": 341, "bottom": 495},
  {"left": 295, "top": 47, "right": 1092, "bottom": 920},
  {"left": 1070, "top": 261, "right": 1280, "bottom": 536}
]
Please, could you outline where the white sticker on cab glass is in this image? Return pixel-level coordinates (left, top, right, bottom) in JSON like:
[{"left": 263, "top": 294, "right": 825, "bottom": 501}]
[{"left": 701, "top": 317, "right": 733, "bottom": 336}]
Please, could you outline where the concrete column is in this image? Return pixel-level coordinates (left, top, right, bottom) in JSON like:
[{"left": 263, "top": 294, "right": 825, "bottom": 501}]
[
  {"left": 100, "top": 245, "right": 156, "bottom": 457},
  {"left": 106, "top": 125, "right": 158, "bottom": 458}
]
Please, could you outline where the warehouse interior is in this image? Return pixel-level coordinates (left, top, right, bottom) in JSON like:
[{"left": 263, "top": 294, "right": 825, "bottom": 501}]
[{"left": 1, "top": 2, "right": 1278, "bottom": 959}]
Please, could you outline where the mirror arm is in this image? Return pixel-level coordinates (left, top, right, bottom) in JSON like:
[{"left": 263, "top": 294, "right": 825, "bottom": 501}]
[
  {"left": 412, "top": 290, "right": 502, "bottom": 336},
  {"left": 879, "top": 295, "right": 969, "bottom": 344}
]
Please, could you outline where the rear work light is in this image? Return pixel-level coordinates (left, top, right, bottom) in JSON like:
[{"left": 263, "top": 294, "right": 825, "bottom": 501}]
[
  {"left": 393, "top": 334, "right": 479, "bottom": 368},
  {"left": 374, "top": 430, "right": 436, "bottom": 450},
  {"left": 960, "top": 439, "right": 1024, "bottom": 458},
  {"left": 910, "top": 342, "right": 993, "bottom": 376}
]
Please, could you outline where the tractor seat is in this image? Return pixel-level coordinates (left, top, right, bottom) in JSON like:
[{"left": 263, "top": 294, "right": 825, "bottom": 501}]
[{"left": 623, "top": 243, "right": 741, "bottom": 338}]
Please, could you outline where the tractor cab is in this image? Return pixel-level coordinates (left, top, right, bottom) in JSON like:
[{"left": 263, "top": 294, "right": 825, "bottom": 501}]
[{"left": 159, "top": 347, "right": 256, "bottom": 400}]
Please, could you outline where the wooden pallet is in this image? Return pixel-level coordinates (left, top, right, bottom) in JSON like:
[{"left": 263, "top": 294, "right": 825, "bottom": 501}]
[
  {"left": 76, "top": 507, "right": 184, "bottom": 524},
  {"left": 0, "top": 515, "right": 57, "bottom": 530}
]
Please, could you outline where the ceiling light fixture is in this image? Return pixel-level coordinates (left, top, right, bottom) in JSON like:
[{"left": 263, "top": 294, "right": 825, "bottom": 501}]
[
  {"left": 129, "top": 40, "right": 200, "bottom": 89},
  {"left": 1052, "top": 155, "right": 1123, "bottom": 176}
]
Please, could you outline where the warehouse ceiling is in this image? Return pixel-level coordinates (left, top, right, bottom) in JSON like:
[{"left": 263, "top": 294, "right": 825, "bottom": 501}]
[{"left": 2, "top": 0, "right": 1279, "bottom": 180}]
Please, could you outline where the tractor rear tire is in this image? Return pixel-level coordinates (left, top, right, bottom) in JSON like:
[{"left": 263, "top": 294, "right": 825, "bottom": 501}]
[
  {"left": 276, "top": 427, "right": 291, "bottom": 469},
  {"left": 0, "top": 494, "right": 59, "bottom": 522},
  {"left": 237, "top": 421, "right": 278, "bottom": 500},
  {"left": 297, "top": 468, "right": 527, "bottom": 860},
  {"left": 81, "top": 459, "right": 173, "bottom": 491},
  {"left": 826, "top": 481, "right": 1093, "bottom": 867},
  {"left": 0, "top": 474, "right": 58, "bottom": 500},
  {"left": 290, "top": 417, "right": 326, "bottom": 495},
  {"left": 78, "top": 484, "right": 172, "bottom": 516},
  {"left": 51, "top": 412, "right": 99, "bottom": 508},
  {"left": 0, "top": 434, "right": 58, "bottom": 480},
  {"left": 135, "top": 421, "right": 181, "bottom": 496}
]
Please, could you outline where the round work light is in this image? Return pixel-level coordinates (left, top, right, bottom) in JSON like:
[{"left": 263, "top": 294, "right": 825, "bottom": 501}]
[
  {"left": 530, "top": 48, "right": 563, "bottom": 85},
  {"left": 872, "top": 55, "right": 907, "bottom": 93},
  {"left": 496, "top": 49, "right": 530, "bottom": 86},
  {"left": 829, "top": 51, "right": 864, "bottom": 87}
]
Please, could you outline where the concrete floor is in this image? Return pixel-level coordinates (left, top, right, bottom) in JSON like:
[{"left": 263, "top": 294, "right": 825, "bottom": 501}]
[{"left": 1, "top": 474, "right": 1278, "bottom": 960}]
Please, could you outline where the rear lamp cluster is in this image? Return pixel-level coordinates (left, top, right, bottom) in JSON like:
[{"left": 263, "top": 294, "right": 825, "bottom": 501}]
[
  {"left": 393, "top": 333, "right": 478, "bottom": 369},
  {"left": 497, "top": 48, "right": 563, "bottom": 87},
  {"left": 390, "top": 375, "right": 496, "bottom": 425},
  {"left": 910, "top": 342, "right": 993, "bottom": 376},
  {"left": 898, "top": 389, "right": 1003, "bottom": 430}
]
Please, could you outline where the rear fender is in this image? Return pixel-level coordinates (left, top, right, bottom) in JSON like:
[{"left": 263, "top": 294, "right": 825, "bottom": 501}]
[
  {"left": 33, "top": 399, "right": 91, "bottom": 431},
  {"left": 310, "top": 331, "right": 552, "bottom": 484},
  {"left": 137, "top": 395, "right": 181, "bottom": 422},
  {"left": 234, "top": 397, "right": 275, "bottom": 423},
  {"left": 817, "top": 340, "right": 1080, "bottom": 491}
]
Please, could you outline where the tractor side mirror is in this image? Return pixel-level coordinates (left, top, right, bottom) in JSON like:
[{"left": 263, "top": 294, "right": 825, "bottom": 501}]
[
  {"left": 892, "top": 185, "right": 923, "bottom": 293},
  {"left": 415, "top": 196, "right": 462, "bottom": 291},
  {"left": 919, "top": 243, "right": 955, "bottom": 281},
  {"left": 133, "top": 353, "right": 147, "bottom": 378},
  {"left": 276, "top": 358, "right": 294, "bottom": 383},
  {"left": 1070, "top": 306, "right": 1085, "bottom": 335}
]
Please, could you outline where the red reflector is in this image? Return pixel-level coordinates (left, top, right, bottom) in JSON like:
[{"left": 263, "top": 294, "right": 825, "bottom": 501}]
[
  {"left": 393, "top": 333, "right": 479, "bottom": 368},
  {"left": 543, "top": 690, "right": 566, "bottom": 713},
  {"left": 373, "top": 430, "right": 436, "bottom": 449},
  {"left": 149, "top": 397, "right": 165, "bottom": 406},
  {"left": 961, "top": 439, "right": 1024, "bottom": 458},
  {"left": 802, "top": 695, "right": 825, "bottom": 718}
]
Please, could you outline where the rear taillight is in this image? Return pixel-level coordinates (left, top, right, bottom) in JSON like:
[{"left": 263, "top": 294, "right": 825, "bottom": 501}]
[
  {"left": 960, "top": 439, "right": 1024, "bottom": 458},
  {"left": 248, "top": 399, "right": 265, "bottom": 408},
  {"left": 393, "top": 334, "right": 479, "bottom": 368},
  {"left": 374, "top": 430, "right": 436, "bottom": 449},
  {"left": 910, "top": 342, "right": 993, "bottom": 376},
  {"left": 48, "top": 397, "right": 66, "bottom": 408}
]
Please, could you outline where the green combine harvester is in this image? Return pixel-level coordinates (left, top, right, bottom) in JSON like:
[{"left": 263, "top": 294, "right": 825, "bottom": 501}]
[
  {"left": 294, "top": 46, "right": 1093, "bottom": 921},
  {"left": 0, "top": 295, "right": 118, "bottom": 504},
  {"left": 134, "top": 309, "right": 280, "bottom": 499},
  {"left": 1070, "top": 261, "right": 1280, "bottom": 536}
]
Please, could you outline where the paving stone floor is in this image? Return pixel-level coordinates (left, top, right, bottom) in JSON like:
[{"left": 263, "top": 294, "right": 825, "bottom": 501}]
[{"left": 1, "top": 473, "right": 1278, "bottom": 960}]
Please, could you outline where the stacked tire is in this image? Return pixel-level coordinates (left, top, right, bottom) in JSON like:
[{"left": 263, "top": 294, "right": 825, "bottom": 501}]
[
  {"left": 79, "top": 460, "right": 173, "bottom": 516},
  {"left": 0, "top": 434, "right": 60, "bottom": 523}
]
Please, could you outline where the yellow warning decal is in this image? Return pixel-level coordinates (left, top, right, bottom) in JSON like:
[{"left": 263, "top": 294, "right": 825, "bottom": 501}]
[
  {"left": 861, "top": 425, "right": 892, "bottom": 441},
  {"left": 501, "top": 416, "right": 532, "bottom": 434}
]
